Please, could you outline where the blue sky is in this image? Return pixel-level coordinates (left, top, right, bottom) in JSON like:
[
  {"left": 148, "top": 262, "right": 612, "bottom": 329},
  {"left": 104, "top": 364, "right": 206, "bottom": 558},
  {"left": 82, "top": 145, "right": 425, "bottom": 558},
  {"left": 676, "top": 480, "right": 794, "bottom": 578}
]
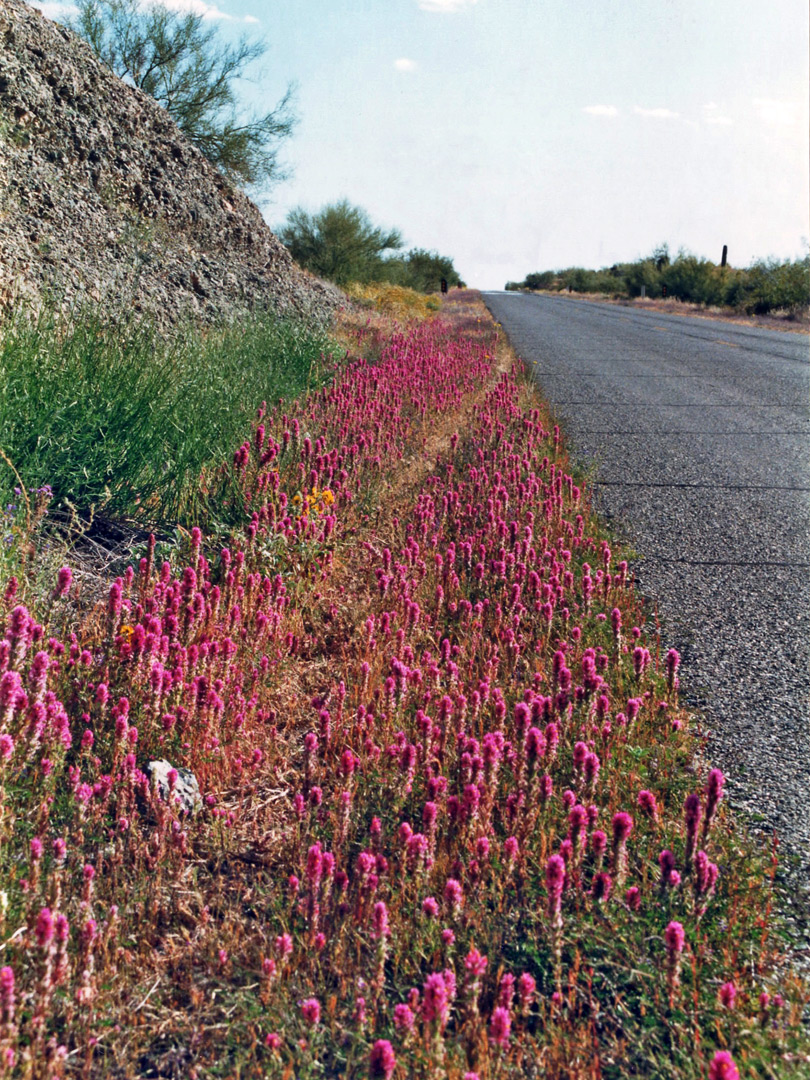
[{"left": 38, "top": 0, "right": 810, "bottom": 289}]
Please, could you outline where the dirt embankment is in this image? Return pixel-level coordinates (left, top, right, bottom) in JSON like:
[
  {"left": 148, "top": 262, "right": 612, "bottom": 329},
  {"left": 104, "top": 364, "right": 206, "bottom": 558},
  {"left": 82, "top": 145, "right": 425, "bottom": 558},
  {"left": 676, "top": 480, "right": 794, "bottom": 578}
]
[{"left": 0, "top": 0, "right": 343, "bottom": 327}]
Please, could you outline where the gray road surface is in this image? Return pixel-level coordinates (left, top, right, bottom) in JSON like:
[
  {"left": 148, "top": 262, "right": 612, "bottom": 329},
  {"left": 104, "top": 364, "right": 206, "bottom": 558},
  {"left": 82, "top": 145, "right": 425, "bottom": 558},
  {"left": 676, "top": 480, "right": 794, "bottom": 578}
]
[{"left": 483, "top": 292, "right": 810, "bottom": 871}]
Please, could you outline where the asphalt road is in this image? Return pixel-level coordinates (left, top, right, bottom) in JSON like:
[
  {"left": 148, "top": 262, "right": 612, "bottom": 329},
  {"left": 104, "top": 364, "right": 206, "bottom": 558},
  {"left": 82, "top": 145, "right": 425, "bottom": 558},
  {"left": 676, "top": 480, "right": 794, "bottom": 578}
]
[{"left": 483, "top": 291, "right": 810, "bottom": 868}]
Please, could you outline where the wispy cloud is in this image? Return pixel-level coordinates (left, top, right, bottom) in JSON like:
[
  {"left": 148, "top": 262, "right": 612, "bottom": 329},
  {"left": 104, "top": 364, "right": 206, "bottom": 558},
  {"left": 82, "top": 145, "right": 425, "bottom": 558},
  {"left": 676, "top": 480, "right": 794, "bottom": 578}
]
[
  {"left": 583, "top": 105, "right": 618, "bottom": 118},
  {"left": 418, "top": 0, "right": 478, "bottom": 12},
  {"left": 30, "top": 1, "right": 79, "bottom": 18},
  {"left": 633, "top": 106, "right": 680, "bottom": 120},
  {"left": 703, "top": 102, "right": 732, "bottom": 125},
  {"left": 34, "top": 0, "right": 260, "bottom": 22},
  {"left": 394, "top": 58, "right": 417, "bottom": 72},
  {"left": 158, "top": 0, "right": 237, "bottom": 19}
]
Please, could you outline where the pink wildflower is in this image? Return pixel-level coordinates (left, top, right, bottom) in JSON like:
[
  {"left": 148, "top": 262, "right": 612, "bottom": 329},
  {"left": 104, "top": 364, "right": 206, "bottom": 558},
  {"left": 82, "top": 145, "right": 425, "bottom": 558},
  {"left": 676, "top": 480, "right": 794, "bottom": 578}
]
[
  {"left": 611, "top": 811, "right": 633, "bottom": 886},
  {"left": 591, "top": 871, "right": 612, "bottom": 903},
  {"left": 35, "top": 907, "right": 54, "bottom": 948},
  {"left": 0, "top": 966, "right": 14, "bottom": 1024},
  {"left": 702, "top": 768, "right": 725, "bottom": 842},
  {"left": 489, "top": 1005, "right": 511, "bottom": 1047},
  {"left": 545, "top": 854, "right": 565, "bottom": 917},
  {"left": 518, "top": 972, "right": 536, "bottom": 1013},
  {"left": 353, "top": 996, "right": 366, "bottom": 1026},
  {"left": 664, "top": 920, "right": 685, "bottom": 1004},
  {"left": 464, "top": 947, "right": 488, "bottom": 978},
  {"left": 665, "top": 648, "right": 680, "bottom": 691},
  {"left": 625, "top": 885, "right": 642, "bottom": 911},
  {"left": 372, "top": 901, "right": 390, "bottom": 939},
  {"left": 637, "top": 789, "right": 658, "bottom": 821},
  {"left": 658, "top": 849, "right": 676, "bottom": 886},
  {"left": 444, "top": 878, "right": 463, "bottom": 918},
  {"left": 708, "top": 1051, "right": 740, "bottom": 1080},
  {"left": 393, "top": 1003, "right": 415, "bottom": 1030},
  {"left": 684, "top": 793, "right": 702, "bottom": 870},
  {"left": 503, "top": 835, "right": 519, "bottom": 870},
  {"left": 719, "top": 981, "right": 736, "bottom": 1009},
  {"left": 421, "top": 972, "right": 450, "bottom": 1029},
  {"left": 498, "top": 972, "right": 515, "bottom": 1009},
  {"left": 369, "top": 1040, "right": 396, "bottom": 1080},
  {"left": 695, "top": 850, "right": 719, "bottom": 898},
  {"left": 55, "top": 566, "right": 73, "bottom": 598},
  {"left": 591, "top": 829, "right": 607, "bottom": 862},
  {"left": 300, "top": 997, "right": 320, "bottom": 1026},
  {"left": 275, "top": 933, "right": 293, "bottom": 959}
]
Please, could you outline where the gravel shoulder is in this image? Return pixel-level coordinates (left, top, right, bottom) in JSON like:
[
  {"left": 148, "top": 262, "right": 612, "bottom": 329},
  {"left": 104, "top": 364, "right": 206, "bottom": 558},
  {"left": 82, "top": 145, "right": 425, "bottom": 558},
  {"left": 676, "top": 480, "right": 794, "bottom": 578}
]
[{"left": 519, "top": 288, "right": 810, "bottom": 336}]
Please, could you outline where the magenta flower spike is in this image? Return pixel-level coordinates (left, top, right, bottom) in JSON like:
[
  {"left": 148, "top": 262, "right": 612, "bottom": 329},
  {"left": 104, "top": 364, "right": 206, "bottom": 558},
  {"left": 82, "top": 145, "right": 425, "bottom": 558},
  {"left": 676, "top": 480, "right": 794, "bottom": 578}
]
[
  {"left": 489, "top": 1004, "right": 511, "bottom": 1047},
  {"left": 611, "top": 811, "right": 633, "bottom": 887},
  {"left": 664, "top": 921, "right": 686, "bottom": 1005},
  {"left": 683, "top": 793, "right": 702, "bottom": 871},
  {"left": 708, "top": 1051, "right": 740, "bottom": 1080},
  {"left": 702, "top": 768, "right": 725, "bottom": 843},
  {"left": 637, "top": 789, "right": 658, "bottom": 822},
  {"left": 369, "top": 1040, "right": 396, "bottom": 1080},
  {"left": 300, "top": 997, "right": 320, "bottom": 1026}
]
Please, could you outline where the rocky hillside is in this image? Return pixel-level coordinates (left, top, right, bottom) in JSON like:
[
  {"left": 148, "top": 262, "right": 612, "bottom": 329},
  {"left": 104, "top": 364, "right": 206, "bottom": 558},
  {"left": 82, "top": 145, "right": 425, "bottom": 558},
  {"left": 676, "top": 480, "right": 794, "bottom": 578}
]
[{"left": 0, "top": 0, "right": 342, "bottom": 327}]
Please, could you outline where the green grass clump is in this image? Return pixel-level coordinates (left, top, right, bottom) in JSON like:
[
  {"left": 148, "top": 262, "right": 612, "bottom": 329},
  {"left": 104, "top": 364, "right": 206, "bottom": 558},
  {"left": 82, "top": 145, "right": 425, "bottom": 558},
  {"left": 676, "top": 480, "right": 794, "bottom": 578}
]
[{"left": 0, "top": 305, "right": 338, "bottom": 527}]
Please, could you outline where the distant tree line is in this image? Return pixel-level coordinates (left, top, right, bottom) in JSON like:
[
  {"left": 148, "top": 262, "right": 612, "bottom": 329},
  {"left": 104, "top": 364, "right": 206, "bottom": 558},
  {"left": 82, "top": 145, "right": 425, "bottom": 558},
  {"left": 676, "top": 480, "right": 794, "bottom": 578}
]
[
  {"left": 279, "top": 200, "right": 464, "bottom": 293},
  {"left": 506, "top": 245, "right": 810, "bottom": 316}
]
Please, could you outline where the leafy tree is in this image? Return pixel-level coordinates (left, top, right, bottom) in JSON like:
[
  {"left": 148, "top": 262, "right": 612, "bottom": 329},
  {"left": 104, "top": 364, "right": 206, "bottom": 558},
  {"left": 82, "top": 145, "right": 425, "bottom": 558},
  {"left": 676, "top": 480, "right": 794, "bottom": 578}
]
[
  {"left": 278, "top": 201, "right": 403, "bottom": 287},
  {"left": 70, "top": 0, "right": 296, "bottom": 188}
]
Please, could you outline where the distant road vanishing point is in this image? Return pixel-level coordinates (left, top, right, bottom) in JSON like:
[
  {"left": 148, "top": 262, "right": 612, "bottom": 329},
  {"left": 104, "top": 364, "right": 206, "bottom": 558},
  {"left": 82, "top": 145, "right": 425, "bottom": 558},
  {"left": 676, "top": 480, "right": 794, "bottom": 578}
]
[{"left": 483, "top": 291, "right": 810, "bottom": 871}]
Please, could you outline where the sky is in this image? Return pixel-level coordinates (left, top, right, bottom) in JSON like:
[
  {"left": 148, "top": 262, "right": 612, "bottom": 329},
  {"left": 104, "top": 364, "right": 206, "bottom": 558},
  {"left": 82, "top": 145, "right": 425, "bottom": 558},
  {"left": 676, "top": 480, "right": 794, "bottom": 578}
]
[{"left": 36, "top": 0, "right": 810, "bottom": 290}]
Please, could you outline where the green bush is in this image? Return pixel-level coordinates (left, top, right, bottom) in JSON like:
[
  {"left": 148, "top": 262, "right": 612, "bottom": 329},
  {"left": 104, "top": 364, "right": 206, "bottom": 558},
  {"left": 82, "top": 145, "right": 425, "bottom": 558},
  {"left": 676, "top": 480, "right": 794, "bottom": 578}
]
[
  {"left": 623, "top": 258, "right": 660, "bottom": 298},
  {"left": 661, "top": 255, "right": 724, "bottom": 305},
  {"left": 729, "top": 256, "right": 810, "bottom": 315}
]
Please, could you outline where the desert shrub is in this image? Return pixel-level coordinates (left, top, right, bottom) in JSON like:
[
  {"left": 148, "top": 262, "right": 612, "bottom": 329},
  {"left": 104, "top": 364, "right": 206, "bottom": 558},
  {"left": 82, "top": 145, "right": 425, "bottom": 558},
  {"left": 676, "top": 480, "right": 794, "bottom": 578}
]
[
  {"left": 623, "top": 257, "right": 661, "bottom": 298},
  {"left": 346, "top": 281, "right": 441, "bottom": 320},
  {"left": 730, "top": 255, "right": 810, "bottom": 315},
  {"left": 661, "top": 254, "right": 725, "bottom": 305}
]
